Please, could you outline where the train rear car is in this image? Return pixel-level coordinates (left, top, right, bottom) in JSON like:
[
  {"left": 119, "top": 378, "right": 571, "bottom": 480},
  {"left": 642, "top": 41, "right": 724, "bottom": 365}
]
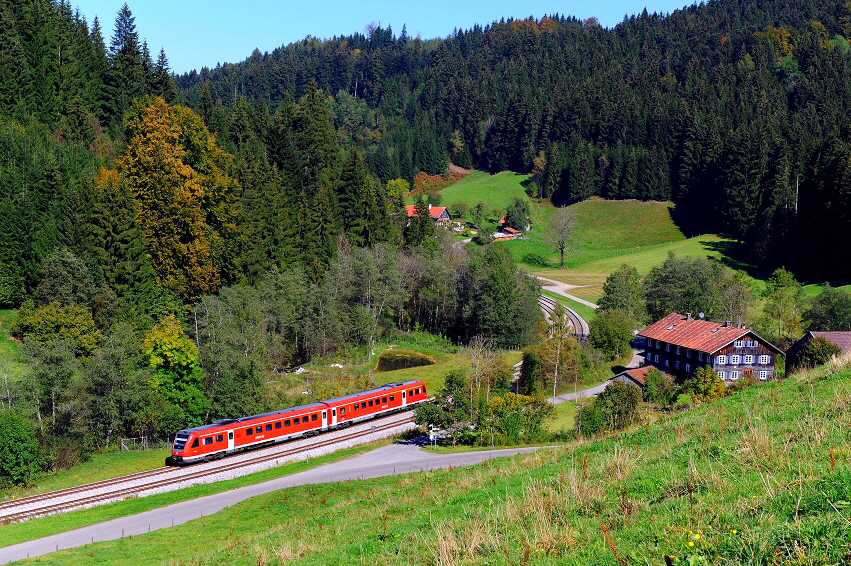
[{"left": 322, "top": 380, "right": 428, "bottom": 427}]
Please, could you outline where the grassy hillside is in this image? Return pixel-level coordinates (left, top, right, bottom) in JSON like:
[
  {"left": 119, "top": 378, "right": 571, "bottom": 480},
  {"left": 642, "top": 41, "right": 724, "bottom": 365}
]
[
  {"left": 37, "top": 357, "right": 851, "bottom": 564},
  {"left": 438, "top": 171, "right": 531, "bottom": 219}
]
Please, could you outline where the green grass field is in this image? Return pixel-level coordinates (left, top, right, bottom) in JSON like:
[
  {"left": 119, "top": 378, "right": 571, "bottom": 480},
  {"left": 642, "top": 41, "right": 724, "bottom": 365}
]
[
  {"left": 36, "top": 356, "right": 851, "bottom": 564},
  {"left": 0, "top": 309, "right": 26, "bottom": 384},
  {"left": 437, "top": 171, "right": 531, "bottom": 220}
]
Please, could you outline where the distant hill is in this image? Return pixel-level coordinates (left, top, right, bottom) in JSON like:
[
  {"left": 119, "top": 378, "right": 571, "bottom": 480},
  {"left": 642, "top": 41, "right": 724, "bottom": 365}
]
[{"left": 177, "top": 0, "right": 851, "bottom": 280}]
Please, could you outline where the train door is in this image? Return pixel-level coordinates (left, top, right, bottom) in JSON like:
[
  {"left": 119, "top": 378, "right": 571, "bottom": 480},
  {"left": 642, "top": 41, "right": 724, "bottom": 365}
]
[
  {"left": 401, "top": 389, "right": 407, "bottom": 407},
  {"left": 331, "top": 408, "right": 338, "bottom": 426},
  {"left": 322, "top": 410, "right": 328, "bottom": 429},
  {"left": 227, "top": 431, "right": 234, "bottom": 453}
]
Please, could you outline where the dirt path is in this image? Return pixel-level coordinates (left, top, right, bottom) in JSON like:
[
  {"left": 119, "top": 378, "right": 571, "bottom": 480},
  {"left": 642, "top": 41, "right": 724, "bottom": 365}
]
[{"left": 537, "top": 276, "right": 599, "bottom": 309}]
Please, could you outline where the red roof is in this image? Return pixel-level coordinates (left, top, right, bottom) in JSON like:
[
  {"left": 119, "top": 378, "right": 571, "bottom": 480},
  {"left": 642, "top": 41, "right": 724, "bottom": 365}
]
[
  {"left": 810, "top": 332, "right": 851, "bottom": 352},
  {"left": 504, "top": 227, "right": 520, "bottom": 234},
  {"left": 639, "top": 313, "right": 753, "bottom": 354},
  {"left": 404, "top": 205, "right": 449, "bottom": 219},
  {"left": 616, "top": 366, "right": 653, "bottom": 385}
]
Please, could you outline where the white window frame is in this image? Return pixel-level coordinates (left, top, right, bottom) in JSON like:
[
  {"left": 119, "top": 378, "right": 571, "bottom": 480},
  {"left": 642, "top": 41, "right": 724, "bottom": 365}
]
[
  {"left": 717, "top": 371, "right": 725, "bottom": 379},
  {"left": 730, "top": 371, "right": 740, "bottom": 380},
  {"left": 686, "top": 349, "right": 692, "bottom": 358},
  {"left": 664, "top": 359, "right": 669, "bottom": 367},
  {"left": 744, "top": 355, "right": 753, "bottom": 364},
  {"left": 697, "top": 352, "right": 703, "bottom": 361},
  {"left": 734, "top": 340, "right": 743, "bottom": 347},
  {"left": 753, "top": 341, "right": 759, "bottom": 348},
  {"left": 731, "top": 355, "right": 740, "bottom": 365},
  {"left": 717, "top": 355, "right": 727, "bottom": 365},
  {"left": 675, "top": 361, "right": 680, "bottom": 370},
  {"left": 654, "top": 354, "right": 659, "bottom": 363},
  {"left": 758, "top": 371, "right": 768, "bottom": 380},
  {"left": 676, "top": 346, "right": 681, "bottom": 355},
  {"left": 665, "top": 343, "right": 671, "bottom": 352},
  {"left": 685, "top": 364, "right": 691, "bottom": 373},
  {"left": 759, "top": 355, "right": 770, "bottom": 364}
]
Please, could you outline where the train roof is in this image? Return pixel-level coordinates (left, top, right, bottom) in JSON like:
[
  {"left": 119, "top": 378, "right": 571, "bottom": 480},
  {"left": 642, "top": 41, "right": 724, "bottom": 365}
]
[
  {"left": 177, "top": 402, "right": 328, "bottom": 435},
  {"left": 322, "top": 380, "right": 423, "bottom": 403}
]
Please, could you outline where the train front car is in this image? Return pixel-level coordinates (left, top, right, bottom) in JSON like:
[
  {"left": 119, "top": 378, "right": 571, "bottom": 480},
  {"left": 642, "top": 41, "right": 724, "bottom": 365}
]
[{"left": 168, "top": 420, "right": 238, "bottom": 466}]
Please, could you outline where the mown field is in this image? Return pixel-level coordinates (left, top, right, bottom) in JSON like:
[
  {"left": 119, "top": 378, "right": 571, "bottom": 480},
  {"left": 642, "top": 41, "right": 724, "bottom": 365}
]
[{"left": 32, "top": 355, "right": 851, "bottom": 564}]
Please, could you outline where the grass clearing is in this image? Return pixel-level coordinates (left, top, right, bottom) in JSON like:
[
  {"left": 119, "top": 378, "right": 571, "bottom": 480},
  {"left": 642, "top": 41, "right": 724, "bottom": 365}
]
[
  {"left": 0, "top": 442, "right": 386, "bottom": 549},
  {"left": 39, "top": 357, "right": 851, "bottom": 564},
  {"left": 0, "top": 309, "right": 26, "bottom": 383},
  {"left": 437, "top": 170, "right": 531, "bottom": 219}
]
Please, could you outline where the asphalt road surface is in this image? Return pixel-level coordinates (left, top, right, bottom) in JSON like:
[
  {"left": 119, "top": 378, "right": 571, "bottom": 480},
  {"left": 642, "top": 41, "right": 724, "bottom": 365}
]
[{"left": 0, "top": 440, "right": 547, "bottom": 564}]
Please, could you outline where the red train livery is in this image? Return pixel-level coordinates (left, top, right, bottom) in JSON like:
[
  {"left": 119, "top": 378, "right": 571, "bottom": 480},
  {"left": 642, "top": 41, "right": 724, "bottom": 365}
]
[{"left": 168, "top": 380, "right": 428, "bottom": 465}]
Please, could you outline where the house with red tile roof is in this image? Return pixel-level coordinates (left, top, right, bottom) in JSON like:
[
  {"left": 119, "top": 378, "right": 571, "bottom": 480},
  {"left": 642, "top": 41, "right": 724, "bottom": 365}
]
[
  {"left": 404, "top": 204, "right": 452, "bottom": 227},
  {"left": 638, "top": 313, "right": 782, "bottom": 383},
  {"left": 785, "top": 331, "right": 851, "bottom": 374},
  {"left": 612, "top": 366, "right": 654, "bottom": 389}
]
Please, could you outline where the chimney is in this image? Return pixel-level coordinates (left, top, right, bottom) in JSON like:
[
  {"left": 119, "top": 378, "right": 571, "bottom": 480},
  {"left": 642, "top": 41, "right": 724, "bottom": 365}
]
[
  {"left": 428, "top": 204, "right": 432, "bottom": 210},
  {"left": 724, "top": 321, "right": 731, "bottom": 327},
  {"left": 686, "top": 313, "right": 692, "bottom": 321}
]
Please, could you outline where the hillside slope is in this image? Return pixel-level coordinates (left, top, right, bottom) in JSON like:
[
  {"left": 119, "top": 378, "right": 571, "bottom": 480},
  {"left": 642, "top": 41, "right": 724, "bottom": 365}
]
[{"left": 40, "top": 358, "right": 851, "bottom": 564}]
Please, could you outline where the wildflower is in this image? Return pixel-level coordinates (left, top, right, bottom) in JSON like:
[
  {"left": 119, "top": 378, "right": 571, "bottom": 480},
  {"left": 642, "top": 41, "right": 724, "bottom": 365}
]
[
  {"left": 731, "top": 529, "right": 737, "bottom": 534},
  {"left": 707, "top": 526, "right": 712, "bottom": 530},
  {"left": 688, "top": 541, "right": 694, "bottom": 547},
  {"left": 694, "top": 534, "right": 701, "bottom": 540}
]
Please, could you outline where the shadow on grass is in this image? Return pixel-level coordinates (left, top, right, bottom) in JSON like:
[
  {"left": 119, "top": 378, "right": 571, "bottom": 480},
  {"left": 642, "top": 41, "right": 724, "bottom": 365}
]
[
  {"left": 667, "top": 205, "right": 706, "bottom": 238},
  {"left": 698, "top": 239, "right": 772, "bottom": 280},
  {"left": 523, "top": 253, "right": 552, "bottom": 268}
]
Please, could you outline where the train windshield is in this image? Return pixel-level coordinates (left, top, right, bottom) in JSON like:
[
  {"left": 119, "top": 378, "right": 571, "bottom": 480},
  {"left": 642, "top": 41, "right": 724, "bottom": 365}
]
[{"left": 173, "top": 433, "right": 189, "bottom": 451}]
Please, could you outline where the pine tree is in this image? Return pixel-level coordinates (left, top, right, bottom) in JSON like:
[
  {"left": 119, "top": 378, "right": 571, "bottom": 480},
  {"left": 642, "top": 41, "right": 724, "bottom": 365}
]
[
  {"left": 107, "top": 3, "right": 147, "bottom": 128},
  {"left": 152, "top": 47, "right": 176, "bottom": 103}
]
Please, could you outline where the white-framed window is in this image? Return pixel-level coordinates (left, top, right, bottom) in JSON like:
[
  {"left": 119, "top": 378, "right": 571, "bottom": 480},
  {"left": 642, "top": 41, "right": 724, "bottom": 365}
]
[
  {"left": 675, "top": 361, "right": 681, "bottom": 370},
  {"left": 758, "top": 371, "right": 768, "bottom": 380},
  {"left": 759, "top": 355, "right": 770, "bottom": 364},
  {"left": 753, "top": 341, "right": 759, "bottom": 348},
  {"left": 731, "top": 355, "right": 740, "bottom": 364},
  {"left": 730, "top": 371, "right": 740, "bottom": 380},
  {"left": 734, "top": 340, "right": 744, "bottom": 347},
  {"left": 697, "top": 352, "right": 703, "bottom": 361},
  {"left": 664, "top": 359, "right": 669, "bottom": 367},
  {"left": 685, "top": 364, "right": 691, "bottom": 373},
  {"left": 717, "top": 371, "right": 725, "bottom": 379},
  {"left": 686, "top": 349, "right": 692, "bottom": 358},
  {"left": 665, "top": 343, "right": 671, "bottom": 352},
  {"left": 744, "top": 355, "right": 753, "bottom": 364},
  {"left": 717, "top": 355, "right": 727, "bottom": 365},
  {"left": 676, "top": 346, "right": 681, "bottom": 355},
  {"left": 654, "top": 355, "right": 659, "bottom": 363}
]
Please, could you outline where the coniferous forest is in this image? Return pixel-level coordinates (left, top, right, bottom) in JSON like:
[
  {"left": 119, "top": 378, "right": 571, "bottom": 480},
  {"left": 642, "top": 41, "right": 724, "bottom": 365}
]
[{"left": 3, "top": 0, "right": 851, "bottom": 473}]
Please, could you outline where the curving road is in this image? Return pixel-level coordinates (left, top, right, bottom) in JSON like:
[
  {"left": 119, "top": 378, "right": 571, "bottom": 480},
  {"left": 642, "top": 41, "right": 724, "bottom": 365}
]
[{"left": 0, "top": 440, "right": 548, "bottom": 564}]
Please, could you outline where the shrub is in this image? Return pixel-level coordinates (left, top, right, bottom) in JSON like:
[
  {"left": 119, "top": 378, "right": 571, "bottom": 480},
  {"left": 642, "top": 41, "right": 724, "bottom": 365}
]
[
  {"left": 0, "top": 411, "right": 41, "bottom": 486},
  {"left": 575, "top": 381, "right": 642, "bottom": 435},
  {"left": 589, "top": 309, "right": 635, "bottom": 360},
  {"left": 798, "top": 336, "right": 842, "bottom": 369},
  {"left": 643, "top": 367, "right": 678, "bottom": 405},
  {"left": 682, "top": 365, "right": 727, "bottom": 403}
]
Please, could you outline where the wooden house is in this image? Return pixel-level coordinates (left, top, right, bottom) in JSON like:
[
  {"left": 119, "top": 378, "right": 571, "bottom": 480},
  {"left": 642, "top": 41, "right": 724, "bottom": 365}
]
[
  {"left": 785, "top": 331, "right": 851, "bottom": 374},
  {"left": 638, "top": 313, "right": 782, "bottom": 383},
  {"left": 611, "top": 366, "right": 654, "bottom": 390},
  {"left": 404, "top": 204, "right": 452, "bottom": 227}
]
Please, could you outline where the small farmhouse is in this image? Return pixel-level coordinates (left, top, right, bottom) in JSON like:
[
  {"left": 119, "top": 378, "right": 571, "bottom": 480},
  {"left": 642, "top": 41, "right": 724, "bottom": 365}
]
[
  {"left": 404, "top": 204, "right": 452, "bottom": 227},
  {"left": 785, "top": 331, "right": 851, "bottom": 374},
  {"left": 611, "top": 366, "right": 654, "bottom": 390},
  {"left": 638, "top": 313, "right": 782, "bottom": 383}
]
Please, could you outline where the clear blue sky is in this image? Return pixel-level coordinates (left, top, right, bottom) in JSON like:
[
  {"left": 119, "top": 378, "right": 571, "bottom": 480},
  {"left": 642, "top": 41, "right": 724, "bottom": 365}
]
[{"left": 72, "top": 0, "right": 691, "bottom": 74}]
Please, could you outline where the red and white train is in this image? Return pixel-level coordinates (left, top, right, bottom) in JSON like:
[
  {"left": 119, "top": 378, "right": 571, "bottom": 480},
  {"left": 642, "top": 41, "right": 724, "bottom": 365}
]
[{"left": 168, "top": 380, "right": 428, "bottom": 465}]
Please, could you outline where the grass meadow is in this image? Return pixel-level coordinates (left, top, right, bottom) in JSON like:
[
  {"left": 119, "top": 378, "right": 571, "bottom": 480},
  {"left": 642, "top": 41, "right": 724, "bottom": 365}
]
[{"left": 34, "top": 355, "right": 851, "bottom": 564}]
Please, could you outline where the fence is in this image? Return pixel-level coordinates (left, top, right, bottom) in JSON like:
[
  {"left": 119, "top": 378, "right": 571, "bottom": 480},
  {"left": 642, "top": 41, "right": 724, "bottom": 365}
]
[{"left": 120, "top": 437, "right": 172, "bottom": 451}]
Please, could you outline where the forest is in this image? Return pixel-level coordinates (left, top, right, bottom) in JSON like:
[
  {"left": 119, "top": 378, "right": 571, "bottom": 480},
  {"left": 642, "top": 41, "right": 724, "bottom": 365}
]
[{"left": 2, "top": 0, "right": 851, "bottom": 480}]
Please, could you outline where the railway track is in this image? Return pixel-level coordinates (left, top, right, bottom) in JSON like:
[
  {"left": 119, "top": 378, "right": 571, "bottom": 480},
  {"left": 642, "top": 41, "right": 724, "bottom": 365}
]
[
  {"left": 0, "top": 414, "right": 414, "bottom": 524},
  {"left": 538, "top": 294, "right": 589, "bottom": 337}
]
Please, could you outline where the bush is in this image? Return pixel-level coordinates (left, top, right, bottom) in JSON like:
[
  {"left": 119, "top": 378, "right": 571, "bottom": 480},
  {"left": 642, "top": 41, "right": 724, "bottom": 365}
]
[
  {"left": 589, "top": 309, "right": 635, "bottom": 360},
  {"left": 0, "top": 411, "right": 41, "bottom": 486},
  {"left": 798, "top": 336, "right": 842, "bottom": 369},
  {"left": 682, "top": 365, "right": 727, "bottom": 403},
  {"left": 575, "top": 381, "right": 642, "bottom": 435},
  {"left": 376, "top": 349, "right": 437, "bottom": 372},
  {"left": 643, "top": 367, "right": 678, "bottom": 405}
]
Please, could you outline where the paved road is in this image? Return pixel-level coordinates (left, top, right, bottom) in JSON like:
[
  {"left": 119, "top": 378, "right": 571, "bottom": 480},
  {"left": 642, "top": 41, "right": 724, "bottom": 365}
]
[
  {"left": 537, "top": 276, "right": 599, "bottom": 309},
  {"left": 0, "top": 441, "right": 547, "bottom": 564}
]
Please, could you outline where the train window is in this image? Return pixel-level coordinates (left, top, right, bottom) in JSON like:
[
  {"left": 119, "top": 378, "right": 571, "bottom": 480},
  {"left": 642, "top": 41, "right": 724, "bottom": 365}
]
[
  {"left": 368, "top": 400, "right": 374, "bottom": 407},
  {"left": 382, "top": 397, "right": 387, "bottom": 403},
  {"left": 340, "top": 407, "right": 345, "bottom": 415},
  {"left": 255, "top": 426, "right": 262, "bottom": 434},
  {"left": 390, "top": 395, "right": 394, "bottom": 401},
  {"left": 311, "top": 414, "right": 318, "bottom": 421},
  {"left": 292, "top": 417, "right": 299, "bottom": 424},
  {"left": 191, "top": 438, "right": 199, "bottom": 448},
  {"left": 215, "top": 434, "right": 223, "bottom": 442},
  {"left": 275, "top": 422, "right": 281, "bottom": 429},
  {"left": 265, "top": 424, "right": 272, "bottom": 431},
  {"left": 284, "top": 420, "right": 291, "bottom": 427},
  {"left": 245, "top": 428, "right": 253, "bottom": 436},
  {"left": 204, "top": 437, "right": 213, "bottom": 445}
]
